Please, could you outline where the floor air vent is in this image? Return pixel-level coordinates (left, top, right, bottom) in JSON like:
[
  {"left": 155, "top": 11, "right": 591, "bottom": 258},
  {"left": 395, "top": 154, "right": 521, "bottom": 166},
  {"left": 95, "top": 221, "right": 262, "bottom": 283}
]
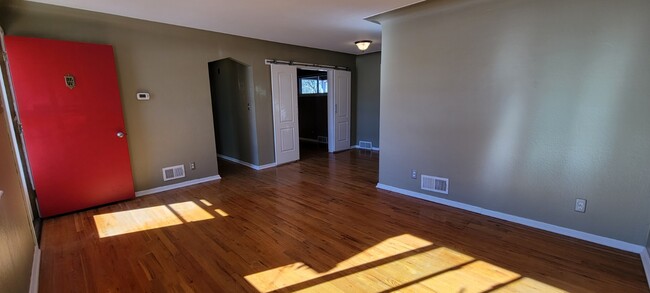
[
  {"left": 162, "top": 165, "right": 186, "bottom": 181},
  {"left": 421, "top": 175, "right": 449, "bottom": 194},
  {"left": 359, "top": 141, "right": 373, "bottom": 150}
]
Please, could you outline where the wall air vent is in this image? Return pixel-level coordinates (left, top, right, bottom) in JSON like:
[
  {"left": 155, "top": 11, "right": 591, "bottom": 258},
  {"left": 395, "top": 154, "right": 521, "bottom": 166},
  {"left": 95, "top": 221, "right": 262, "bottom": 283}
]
[
  {"left": 359, "top": 141, "right": 373, "bottom": 150},
  {"left": 421, "top": 175, "right": 449, "bottom": 194},
  {"left": 162, "top": 165, "right": 186, "bottom": 181}
]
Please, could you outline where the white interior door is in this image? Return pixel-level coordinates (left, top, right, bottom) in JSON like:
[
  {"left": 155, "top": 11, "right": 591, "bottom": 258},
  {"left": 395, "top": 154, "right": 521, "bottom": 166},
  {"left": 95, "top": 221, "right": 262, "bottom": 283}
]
[
  {"left": 329, "top": 69, "right": 351, "bottom": 152},
  {"left": 270, "top": 64, "right": 300, "bottom": 165}
]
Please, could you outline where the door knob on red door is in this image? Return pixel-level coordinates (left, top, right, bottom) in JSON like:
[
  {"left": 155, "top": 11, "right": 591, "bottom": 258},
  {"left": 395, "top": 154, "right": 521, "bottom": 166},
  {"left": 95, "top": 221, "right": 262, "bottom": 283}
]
[{"left": 116, "top": 132, "right": 126, "bottom": 138}]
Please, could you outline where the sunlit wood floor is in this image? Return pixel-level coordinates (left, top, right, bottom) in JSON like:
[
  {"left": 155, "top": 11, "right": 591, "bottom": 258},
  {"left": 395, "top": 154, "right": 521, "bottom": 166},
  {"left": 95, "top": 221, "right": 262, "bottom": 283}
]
[{"left": 39, "top": 143, "right": 649, "bottom": 292}]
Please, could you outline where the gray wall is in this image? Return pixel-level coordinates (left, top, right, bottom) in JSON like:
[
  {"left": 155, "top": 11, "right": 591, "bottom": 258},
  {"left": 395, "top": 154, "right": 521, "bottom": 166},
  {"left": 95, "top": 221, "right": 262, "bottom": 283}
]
[
  {"left": 0, "top": 2, "right": 356, "bottom": 190},
  {"left": 376, "top": 0, "right": 650, "bottom": 245},
  {"left": 0, "top": 82, "right": 35, "bottom": 292},
  {"left": 209, "top": 58, "right": 258, "bottom": 165},
  {"left": 355, "top": 52, "right": 381, "bottom": 148}
]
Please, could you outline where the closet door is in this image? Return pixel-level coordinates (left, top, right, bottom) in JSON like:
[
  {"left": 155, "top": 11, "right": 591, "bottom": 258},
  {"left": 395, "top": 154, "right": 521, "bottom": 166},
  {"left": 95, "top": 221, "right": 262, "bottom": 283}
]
[
  {"left": 270, "top": 64, "right": 300, "bottom": 165},
  {"left": 329, "top": 69, "right": 351, "bottom": 152},
  {"left": 5, "top": 36, "right": 134, "bottom": 217}
]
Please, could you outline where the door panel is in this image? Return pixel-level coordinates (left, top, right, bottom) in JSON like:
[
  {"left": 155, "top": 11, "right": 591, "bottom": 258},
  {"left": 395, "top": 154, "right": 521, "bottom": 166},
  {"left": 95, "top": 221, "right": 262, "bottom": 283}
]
[
  {"left": 280, "top": 128, "right": 296, "bottom": 152},
  {"left": 271, "top": 65, "right": 299, "bottom": 165},
  {"left": 5, "top": 36, "right": 134, "bottom": 217},
  {"left": 331, "top": 70, "right": 351, "bottom": 152}
]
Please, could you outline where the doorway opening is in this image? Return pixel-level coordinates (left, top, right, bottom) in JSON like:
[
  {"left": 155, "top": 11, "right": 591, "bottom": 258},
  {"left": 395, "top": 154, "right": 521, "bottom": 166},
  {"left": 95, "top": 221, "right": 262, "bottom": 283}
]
[
  {"left": 297, "top": 69, "right": 329, "bottom": 155},
  {"left": 208, "top": 58, "right": 258, "bottom": 175},
  {"left": 270, "top": 64, "right": 351, "bottom": 166}
]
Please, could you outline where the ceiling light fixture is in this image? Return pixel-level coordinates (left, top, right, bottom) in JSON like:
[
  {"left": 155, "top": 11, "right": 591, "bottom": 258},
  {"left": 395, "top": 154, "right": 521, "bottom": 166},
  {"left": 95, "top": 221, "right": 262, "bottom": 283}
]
[{"left": 355, "top": 40, "right": 372, "bottom": 52}]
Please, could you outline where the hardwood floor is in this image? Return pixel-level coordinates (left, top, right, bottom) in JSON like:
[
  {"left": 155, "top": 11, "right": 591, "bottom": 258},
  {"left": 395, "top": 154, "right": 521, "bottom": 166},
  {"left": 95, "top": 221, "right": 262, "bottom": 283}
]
[{"left": 39, "top": 145, "right": 649, "bottom": 292}]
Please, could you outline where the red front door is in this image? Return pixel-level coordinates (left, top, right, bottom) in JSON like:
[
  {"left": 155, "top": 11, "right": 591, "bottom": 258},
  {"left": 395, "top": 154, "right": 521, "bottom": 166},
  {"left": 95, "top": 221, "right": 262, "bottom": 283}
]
[{"left": 5, "top": 36, "right": 135, "bottom": 217}]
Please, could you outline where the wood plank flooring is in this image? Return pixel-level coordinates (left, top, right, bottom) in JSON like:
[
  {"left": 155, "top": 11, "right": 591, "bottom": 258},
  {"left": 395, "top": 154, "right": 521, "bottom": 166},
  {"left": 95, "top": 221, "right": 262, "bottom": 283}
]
[{"left": 39, "top": 144, "right": 649, "bottom": 292}]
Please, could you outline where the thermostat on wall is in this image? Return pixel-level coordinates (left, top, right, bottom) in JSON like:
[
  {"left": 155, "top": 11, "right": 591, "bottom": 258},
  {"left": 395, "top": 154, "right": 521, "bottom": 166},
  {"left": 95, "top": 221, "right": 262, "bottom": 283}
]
[{"left": 136, "top": 92, "right": 150, "bottom": 100}]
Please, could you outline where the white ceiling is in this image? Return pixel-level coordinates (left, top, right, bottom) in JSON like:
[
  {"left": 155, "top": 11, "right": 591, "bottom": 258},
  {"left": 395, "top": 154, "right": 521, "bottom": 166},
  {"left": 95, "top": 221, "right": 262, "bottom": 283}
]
[{"left": 27, "top": 0, "right": 423, "bottom": 55}]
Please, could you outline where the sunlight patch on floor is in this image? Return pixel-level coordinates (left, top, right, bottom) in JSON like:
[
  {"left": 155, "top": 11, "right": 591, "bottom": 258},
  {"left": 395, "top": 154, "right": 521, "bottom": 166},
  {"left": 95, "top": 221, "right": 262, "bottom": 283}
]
[
  {"left": 94, "top": 201, "right": 220, "bottom": 238},
  {"left": 94, "top": 205, "right": 183, "bottom": 238},
  {"left": 244, "top": 234, "right": 435, "bottom": 292},
  {"left": 245, "top": 234, "right": 566, "bottom": 293},
  {"left": 215, "top": 209, "right": 229, "bottom": 217},
  {"left": 168, "top": 201, "right": 214, "bottom": 222}
]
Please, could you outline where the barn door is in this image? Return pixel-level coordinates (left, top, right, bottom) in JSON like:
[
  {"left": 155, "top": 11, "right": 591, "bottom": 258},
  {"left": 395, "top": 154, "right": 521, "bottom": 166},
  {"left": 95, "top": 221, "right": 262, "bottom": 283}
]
[
  {"left": 5, "top": 36, "right": 134, "bottom": 217},
  {"left": 270, "top": 64, "right": 300, "bottom": 165},
  {"left": 329, "top": 69, "right": 351, "bottom": 152}
]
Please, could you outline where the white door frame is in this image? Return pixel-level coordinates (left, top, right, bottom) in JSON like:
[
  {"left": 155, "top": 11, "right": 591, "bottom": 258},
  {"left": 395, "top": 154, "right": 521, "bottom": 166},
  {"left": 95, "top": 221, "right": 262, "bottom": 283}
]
[
  {"left": 0, "top": 27, "right": 38, "bottom": 244},
  {"left": 269, "top": 64, "right": 351, "bottom": 163}
]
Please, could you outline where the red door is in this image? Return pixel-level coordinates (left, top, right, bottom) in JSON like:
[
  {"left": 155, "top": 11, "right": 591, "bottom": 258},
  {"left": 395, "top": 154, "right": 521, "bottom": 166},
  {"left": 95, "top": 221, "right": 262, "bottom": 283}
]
[{"left": 5, "top": 36, "right": 134, "bottom": 217}]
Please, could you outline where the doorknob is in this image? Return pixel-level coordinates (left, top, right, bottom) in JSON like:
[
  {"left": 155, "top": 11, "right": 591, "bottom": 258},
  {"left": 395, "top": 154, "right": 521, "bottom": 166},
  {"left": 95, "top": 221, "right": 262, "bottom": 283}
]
[{"left": 116, "top": 132, "right": 126, "bottom": 138}]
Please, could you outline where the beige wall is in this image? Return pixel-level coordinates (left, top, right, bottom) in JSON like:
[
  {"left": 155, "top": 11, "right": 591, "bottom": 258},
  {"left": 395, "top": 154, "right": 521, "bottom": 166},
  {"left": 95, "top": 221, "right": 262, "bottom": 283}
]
[
  {"left": 376, "top": 0, "right": 650, "bottom": 244},
  {"left": 355, "top": 52, "right": 381, "bottom": 148},
  {"left": 0, "top": 74, "right": 35, "bottom": 292},
  {"left": 0, "top": 2, "right": 356, "bottom": 191}
]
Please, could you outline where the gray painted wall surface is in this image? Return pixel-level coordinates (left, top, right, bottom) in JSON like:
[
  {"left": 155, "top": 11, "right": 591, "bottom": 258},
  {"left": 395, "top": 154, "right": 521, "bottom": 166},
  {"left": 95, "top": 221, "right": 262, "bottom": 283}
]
[
  {"left": 0, "top": 87, "right": 35, "bottom": 292},
  {"left": 355, "top": 52, "right": 381, "bottom": 148},
  {"left": 1, "top": 2, "right": 355, "bottom": 190},
  {"left": 209, "top": 59, "right": 258, "bottom": 165},
  {"left": 377, "top": 0, "right": 650, "bottom": 244}
]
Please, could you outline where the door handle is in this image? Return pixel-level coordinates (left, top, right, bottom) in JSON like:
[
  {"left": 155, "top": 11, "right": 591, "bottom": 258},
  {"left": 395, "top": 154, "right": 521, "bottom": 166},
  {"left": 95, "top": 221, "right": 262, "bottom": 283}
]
[{"left": 116, "top": 132, "right": 126, "bottom": 138}]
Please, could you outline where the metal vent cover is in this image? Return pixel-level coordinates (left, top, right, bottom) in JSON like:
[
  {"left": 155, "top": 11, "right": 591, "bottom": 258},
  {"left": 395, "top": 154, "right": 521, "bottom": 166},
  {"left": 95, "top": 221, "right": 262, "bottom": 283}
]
[
  {"left": 359, "top": 140, "right": 373, "bottom": 150},
  {"left": 421, "top": 175, "right": 449, "bottom": 194},
  {"left": 162, "top": 165, "right": 186, "bottom": 181}
]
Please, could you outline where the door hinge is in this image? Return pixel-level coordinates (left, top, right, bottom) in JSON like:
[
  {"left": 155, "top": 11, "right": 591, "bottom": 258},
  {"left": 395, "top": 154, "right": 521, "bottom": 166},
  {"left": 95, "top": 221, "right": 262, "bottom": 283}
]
[
  {"left": 13, "top": 116, "right": 23, "bottom": 133},
  {"left": 2, "top": 52, "right": 7, "bottom": 62}
]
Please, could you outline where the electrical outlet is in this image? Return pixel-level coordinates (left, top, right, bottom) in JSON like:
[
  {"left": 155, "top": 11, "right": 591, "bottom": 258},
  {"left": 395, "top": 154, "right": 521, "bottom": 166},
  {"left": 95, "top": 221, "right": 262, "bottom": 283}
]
[
  {"left": 411, "top": 169, "right": 417, "bottom": 179},
  {"left": 575, "top": 198, "right": 587, "bottom": 213},
  {"left": 190, "top": 162, "right": 196, "bottom": 170}
]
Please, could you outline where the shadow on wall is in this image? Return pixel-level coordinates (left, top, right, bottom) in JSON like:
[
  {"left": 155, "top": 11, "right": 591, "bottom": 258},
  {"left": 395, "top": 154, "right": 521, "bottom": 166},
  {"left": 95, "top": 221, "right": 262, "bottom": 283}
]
[{"left": 208, "top": 58, "right": 259, "bottom": 165}]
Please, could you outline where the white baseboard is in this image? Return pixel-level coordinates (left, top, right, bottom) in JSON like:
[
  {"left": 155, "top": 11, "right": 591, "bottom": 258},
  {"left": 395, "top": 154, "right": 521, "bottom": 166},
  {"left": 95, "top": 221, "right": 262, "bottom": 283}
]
[
  {"left": 352, "top": 145, "right": 380, "bottom": 151},
  {"left": 376, "top": 183, "right": 645, "bottom": 254},
  {"left": 29, "top": 245, "right": 40, "bottom": 293},
  {"left": 641, "top": 247, "right": 650, "bottom": 288},
  {"left": 135, "top": 175, "right": 221, "bottom": 197},
  {"left": 217, "top": 154, "right": 276, "bottom": 170}
]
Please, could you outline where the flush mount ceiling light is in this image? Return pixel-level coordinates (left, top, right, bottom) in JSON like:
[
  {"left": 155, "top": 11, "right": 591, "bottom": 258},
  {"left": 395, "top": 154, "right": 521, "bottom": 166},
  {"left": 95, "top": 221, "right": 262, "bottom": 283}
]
[{"left": 355, "top": 40, "right": 372, "bottom": 52}]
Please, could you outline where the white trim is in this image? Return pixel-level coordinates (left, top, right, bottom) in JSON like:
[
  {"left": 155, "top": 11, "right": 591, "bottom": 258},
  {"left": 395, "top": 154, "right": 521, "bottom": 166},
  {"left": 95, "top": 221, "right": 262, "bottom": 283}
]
[
  {"left": 217, "top": 154, "right": 276, "bottom": 170},
  {"left": 29, "top": 245, "right": 40, "bottom": 293},
  {"left": 641, "top": 247, "right": 650, "bottom": 288},
  {"left": 376, "top": 183, "right": 645, "bottom": 253},
  {"left": 0, "top": 28, "right": 38, "bottom": 243},
  {"left": 351, "top": 145, "right": 380, "bottom": 151},
  {"left": 135, "top": 175, "right": 221, "bottom": 197}
]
